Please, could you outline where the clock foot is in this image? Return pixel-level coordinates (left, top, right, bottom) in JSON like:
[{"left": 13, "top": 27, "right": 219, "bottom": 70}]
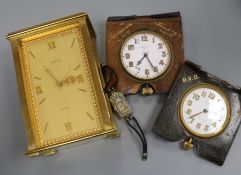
[
  {"left": 26, "top": 148, "right": 58, "bottom": 157},
  {"left": 104, "top": 131, "right": 120, "bottom": 139},
  {"left": 40, "top": 148, "right": 58, "bottom": 156}
]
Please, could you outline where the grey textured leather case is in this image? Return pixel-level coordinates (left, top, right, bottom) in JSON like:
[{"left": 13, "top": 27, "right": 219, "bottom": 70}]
[{"left": 152, "top": 60, "right": 241, "bottom": 165}]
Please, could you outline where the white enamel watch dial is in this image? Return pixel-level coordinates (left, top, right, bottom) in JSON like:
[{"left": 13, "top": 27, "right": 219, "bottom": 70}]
[
  {"left": 179, "top": 83, "right": 230, "bottom": 138},
  {"left": 120, "top": 30, "right": 172, "bottom": 80}
]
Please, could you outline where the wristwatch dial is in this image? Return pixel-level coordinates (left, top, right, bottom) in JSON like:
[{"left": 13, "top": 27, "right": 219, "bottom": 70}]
[
  {"left": 120, "top": 30, "right": 172, "bottom": 80},
  {"left": 178, "top": 83, "right": 230, "bottom": 138}
]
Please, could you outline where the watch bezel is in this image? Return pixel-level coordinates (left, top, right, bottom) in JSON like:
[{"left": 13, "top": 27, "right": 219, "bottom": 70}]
[
  {"left": 178, "top": 83, "right": 231, "bottom": 138},
  {"left": 119, "top": 29, "right": 173, "bottom": 82}
]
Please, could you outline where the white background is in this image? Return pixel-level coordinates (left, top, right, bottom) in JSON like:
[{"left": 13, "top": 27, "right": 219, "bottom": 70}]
[{"left": 1, "top": 0, "right": 241, "bottom": 174}]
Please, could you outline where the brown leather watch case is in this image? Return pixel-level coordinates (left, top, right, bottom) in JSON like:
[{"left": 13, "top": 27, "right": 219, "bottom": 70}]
[
  {"left": 152, "top": 60, "right": 241, "bottom": 165},
  {"left": 106, "top": 12, "right": 184, "bottom": 95}
]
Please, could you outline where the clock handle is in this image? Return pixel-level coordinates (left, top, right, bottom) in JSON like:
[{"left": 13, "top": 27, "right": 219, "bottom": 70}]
[{"left": 141, "top": 84, "right": 154, "bottom": 95}]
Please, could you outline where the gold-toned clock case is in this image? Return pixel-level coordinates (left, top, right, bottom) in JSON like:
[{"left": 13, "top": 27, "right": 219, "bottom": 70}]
[{"left": 6, "top": 13, "right": 118, "bottom": 157}]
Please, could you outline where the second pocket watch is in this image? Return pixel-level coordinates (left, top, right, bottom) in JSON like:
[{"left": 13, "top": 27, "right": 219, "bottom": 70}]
[
  {"left": 106, "top": 12, "right": 184, "bottom": 95},
  {"left": 152, "top": 61, "right": 241, "bottom": 165}
]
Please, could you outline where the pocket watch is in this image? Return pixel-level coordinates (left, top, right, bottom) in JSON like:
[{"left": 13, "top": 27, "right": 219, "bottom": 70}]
[
  {"left": 6, "top": 13, "right": 118, "bottom": 157},
  {"left": 152, "top": 61, "right": 241, "bottom": 165},
  {"left": 106, "top": 12, "right": 184, "bottom": 95}
]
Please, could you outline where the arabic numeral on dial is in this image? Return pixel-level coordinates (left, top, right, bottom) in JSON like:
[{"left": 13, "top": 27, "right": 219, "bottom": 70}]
[
  {"left": 145, "top": 69, "right": 150, "bottom": 75},
  {"left": 196, "top": 123, "right": 201, "bottom": 129},
  {"left": 159, "top": 60, "right": 164, "bottom": 65},
  {"left": 154, "top": 67, "right": 158, "bottom": 72},
  {"left": 125, "top": 53, "right": 130, "bottom": 59},
  {"left": 212, "top": 122, "right": 217, "bottom": 128},
  {"left": 141, "top": 35, "right": 148, "bottom": 41},
  {"left": 190, "top": 118, "right": 195, "bottom": 123},
  {"left": 128, "top": 45, "right": 134, "bottom": 50},
  {"left": 193, "top": 93, "right": 200, "bottom": 100},
  {"left": 162, "top": 51, "right": 166, "bottom": 57},
  {"left": 158, "top": 43, "right": 163, "bottom": 49},
  {"left": 187, "top": 100, "right": 192, "bottom": 106},
  {"left": 201, "top": 91, "right": 207, "bottom": 97},
  {"left": 204, "top": 125, "right": 209, "bottom": 131},
  {"left": 186, "top": 108, "right": 192, "bottom": 115},
  {"left": 129, "top": 61, "right": 133, "bottom": 67},
  {"left": 209, "top": 92, "right": 215, "bottom": 100}
]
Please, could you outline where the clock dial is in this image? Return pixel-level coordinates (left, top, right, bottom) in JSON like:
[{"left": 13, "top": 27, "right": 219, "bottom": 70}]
[
  {"left": 179, "top": 84, "right": 230, "bottom": 137},
  {"left": 120, "top": 30, "right": 172, "bottom": 80},
  {"left": 23, "top": 28, "right": 102, "bottom": 145}
]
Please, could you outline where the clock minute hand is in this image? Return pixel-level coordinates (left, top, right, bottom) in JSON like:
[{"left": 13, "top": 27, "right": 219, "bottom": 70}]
[
  {"left": 45, "top": 67, "right": 62, "bottom": 87},
  {"left": 146, "top": 56, "right": 155, "bottom": 70},
  {"left": 189, "top": 109, "right": 208, "bottom": 119},
  {"left": 189, "top": 111, "right": 203, "bottom": 119}
]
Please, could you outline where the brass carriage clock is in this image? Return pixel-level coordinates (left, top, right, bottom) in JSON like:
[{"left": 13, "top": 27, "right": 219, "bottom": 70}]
[
  {"left": 7, "top": 13, "right": 118, "bottom": 157},
  {"left": 106, "top": 12, "right": 184, "bottom": 95}
]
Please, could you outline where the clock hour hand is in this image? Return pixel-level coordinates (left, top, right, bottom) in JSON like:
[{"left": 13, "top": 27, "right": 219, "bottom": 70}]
[
  {"left": 44, "top": 67, "right": 62, "bottom": 87},
  {"left": 136, "top": 53, "right": 148, "bottom": 66},
  {"left": 60, "top": 70, "right": 71, "bottom": 86}
]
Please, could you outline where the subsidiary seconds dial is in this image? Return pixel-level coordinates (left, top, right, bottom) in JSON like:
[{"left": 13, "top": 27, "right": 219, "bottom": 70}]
[
  {"left": 179, "top": 83, "right": 231, "bottom": 138},
  {"left": 120, "top": 30, "right": 172, "bottom": 80}
]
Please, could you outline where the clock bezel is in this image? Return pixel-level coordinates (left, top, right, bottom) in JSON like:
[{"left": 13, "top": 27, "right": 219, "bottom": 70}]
[
  {"left": 20, "top": 24, "right": 105, "bottom": 147},
  {"left": 178, "top": 83, "right": 231, "bottom": 138},
  {"left": 119, "top": 30, "right": 173, "bottom": 82}
]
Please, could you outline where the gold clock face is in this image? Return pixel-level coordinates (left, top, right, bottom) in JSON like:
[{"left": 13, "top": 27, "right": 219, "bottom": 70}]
[
  {"left": 178, "top": 83, "right": 231, "bottom": 138},
  {"left": 21, "top": 27, "right": 103, "bottom": 146}
]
